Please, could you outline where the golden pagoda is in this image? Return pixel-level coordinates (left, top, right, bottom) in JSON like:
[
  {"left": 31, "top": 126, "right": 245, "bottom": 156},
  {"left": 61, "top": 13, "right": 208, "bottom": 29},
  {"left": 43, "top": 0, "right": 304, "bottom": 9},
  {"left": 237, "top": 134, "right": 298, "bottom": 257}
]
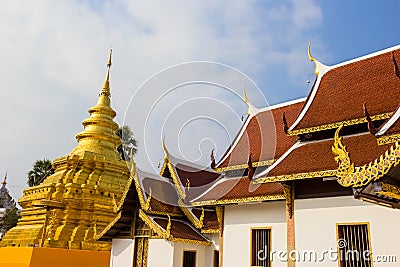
[{"left": 0, "top": 50, "right": 130, "bottom": 251}]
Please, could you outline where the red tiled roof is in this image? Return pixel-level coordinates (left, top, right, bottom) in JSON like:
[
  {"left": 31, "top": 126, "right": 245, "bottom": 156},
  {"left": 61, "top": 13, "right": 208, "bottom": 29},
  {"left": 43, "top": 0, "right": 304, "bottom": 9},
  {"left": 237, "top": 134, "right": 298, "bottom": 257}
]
[
  {"left": 192, "top": 208, "right": 219, "bottom": 231},
  {"left": 217, "top": 100, "right": 304, "bottom": 168},
  {"left": 291, "top": 48, "right": 400, "bottom": 132},
  {"left": 264, "top": 133, "right": 392, "bottom": 178},
  {"left": 142, "top": 177, "right": 183, "bottom": 215},
  {"left": 175, "top": 163, "right": 222, "bottom": 188},
  {"left": 191, "top": 176, "right": 283, "bottom": 204},
  {"left": 154, "top": 217, "right": 208, "bottom": 242}
]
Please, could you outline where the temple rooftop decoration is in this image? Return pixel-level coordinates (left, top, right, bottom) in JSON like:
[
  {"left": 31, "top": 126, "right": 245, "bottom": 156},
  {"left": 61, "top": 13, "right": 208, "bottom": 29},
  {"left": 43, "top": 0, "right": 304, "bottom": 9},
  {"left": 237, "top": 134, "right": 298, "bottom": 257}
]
[
  {"left": 243, "top": 44, "right": 400, "bottom": 207},
  {"left": 0, "top": 173, "right": 16, "bottom": 211},
  {"left": 288, "top": 45, "right": 400, "bottom": 136},
  {"left": 215, "top": 98, "right": 305, "bottom": 173},
  {"left": 0, "top": 50, "right": 130, "bottom": 250},
  {"left": 332, "top": 111, "right": 400, "bottom": 208}
]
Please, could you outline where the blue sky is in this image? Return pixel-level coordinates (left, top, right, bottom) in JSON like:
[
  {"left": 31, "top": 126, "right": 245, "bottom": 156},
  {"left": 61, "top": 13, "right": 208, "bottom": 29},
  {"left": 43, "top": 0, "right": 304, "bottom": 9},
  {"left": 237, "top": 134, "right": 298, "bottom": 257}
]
[{"left": 0, "top": 0, "right": 399, "bottom": 200}]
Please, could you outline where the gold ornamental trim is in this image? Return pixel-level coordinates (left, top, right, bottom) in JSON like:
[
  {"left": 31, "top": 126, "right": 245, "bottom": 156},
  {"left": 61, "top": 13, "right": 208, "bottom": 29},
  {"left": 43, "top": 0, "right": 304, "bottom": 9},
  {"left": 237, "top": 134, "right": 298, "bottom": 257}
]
[
  {"left": 377, "top": 134, "right": 400, "bottom": 145},
  {"left": 94, "top": 212, "right": 122, "bottom": 240},
  {"left": 215, "top": 160, "right": 275, "bottom": 173},
  {"left": 139, "top": 209, "right": 169, "bottom": 238},
  {"left": 168, "top": 237, "right": 211, "bottom": 246},
  {"left": 332, "top": 124, "right": 400, "bottom": 187},
  {"left": 112, "top": 161, "right": 136, "bottom": 213},
  {"left": 132, "top": 165, "right": 152, "bottom": 212},
  {"left": 178, "top": 199, "right": 204, "bottom": 229},
  {"left": 191, "top": 194, "right": 285, "bottom": 207},
  {"left": 377, "top": 183, "right": 400, "bottom": 200},
  {"left": 215, "top": 206, "right": 223, "bottom": 226},
  {"left": 139, "top": 210, "right": 210, "bottom": 246},
  {"left": 201, "top": 229, "right": 220, "bottom": 234},
  {"left": 288, "top": 112, "right": 393, "bottom": 136},
  {"left": 254, "top": 170, "right": 337, "bottom": 184},
  {"left": 145, "top": 210, "right": 183, "bottom": 217},
  {"left": 159, "top": 156, "right": 187, "bottom": 200}
]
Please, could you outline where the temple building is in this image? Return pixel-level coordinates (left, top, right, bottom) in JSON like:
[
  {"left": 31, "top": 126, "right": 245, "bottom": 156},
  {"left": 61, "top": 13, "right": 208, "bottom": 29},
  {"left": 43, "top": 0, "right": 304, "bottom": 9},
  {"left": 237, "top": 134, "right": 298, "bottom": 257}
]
[
  {"left": 0, "top": 173, "right": 17, "bottom": 238},
  {"left": 1, "top": 44, "right": 400, "bottom": 267}
]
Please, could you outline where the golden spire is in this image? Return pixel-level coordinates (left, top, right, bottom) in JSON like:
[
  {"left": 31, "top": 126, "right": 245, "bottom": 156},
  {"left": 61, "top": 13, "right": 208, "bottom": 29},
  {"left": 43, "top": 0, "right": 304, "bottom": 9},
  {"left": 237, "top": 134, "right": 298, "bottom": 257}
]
[
  {"left": 2, "top": 171, "right": 7, "bottom": 186},
  {"left": 101, "top": 49, "right": 112, "bottom": 97},
  {"left": 69, "top": 49, "right": 121, "bottom": 158}
]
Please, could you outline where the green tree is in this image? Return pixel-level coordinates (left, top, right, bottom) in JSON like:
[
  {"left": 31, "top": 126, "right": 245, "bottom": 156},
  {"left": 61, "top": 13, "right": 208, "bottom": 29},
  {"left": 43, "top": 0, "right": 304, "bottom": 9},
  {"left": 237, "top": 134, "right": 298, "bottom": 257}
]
[
  {"left": 116, "top": 125, "right": 138, "bottom": 161},
  {"left": 2, "top": 207, "right": 20, "bottom": 234},
  {"left": 27, "top": 159, "right": 54, "bottom": 187}
]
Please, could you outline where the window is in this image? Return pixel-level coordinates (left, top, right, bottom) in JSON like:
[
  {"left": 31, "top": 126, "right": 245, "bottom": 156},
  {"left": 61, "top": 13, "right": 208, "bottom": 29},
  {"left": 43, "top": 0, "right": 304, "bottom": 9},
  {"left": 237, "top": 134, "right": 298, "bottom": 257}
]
[
  {"left": 213, "top": 250, "right": 219, "bottom": 267},
  {"left": 251, "top": 228, "right": 271, "bottom": 267},
  {"left": 337, "top": 223, "right": 372, "bottom": 267},
  {"left": 183, "top": 250, "right": 196, "bottom": 267}
]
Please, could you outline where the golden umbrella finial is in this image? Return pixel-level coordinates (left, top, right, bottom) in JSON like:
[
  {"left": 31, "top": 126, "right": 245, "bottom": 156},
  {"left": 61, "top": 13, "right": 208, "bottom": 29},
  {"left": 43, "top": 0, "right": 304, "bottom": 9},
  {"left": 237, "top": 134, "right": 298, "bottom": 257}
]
[
  {"left": 101, "top": 49, "right": 112, "bottom": 97},
  {"left": 107, "top": 48, "right": 112, "bottom": 68}
]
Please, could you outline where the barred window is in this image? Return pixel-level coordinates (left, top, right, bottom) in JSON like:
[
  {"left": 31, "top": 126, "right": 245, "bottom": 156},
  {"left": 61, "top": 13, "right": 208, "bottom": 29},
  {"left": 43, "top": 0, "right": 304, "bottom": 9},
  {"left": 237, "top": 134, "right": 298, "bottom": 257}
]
[
  {"left": 213, "top": 250, "right": 219, "bottom": 267},
  {"left": 251, "top": 228, "right": 271, "bottom": 267},
  {"left": 337, "top": 223, "right": 372, "bottom": 267},
  {"left": 183, "top": 250, "right": 196, "bottom": 267}
]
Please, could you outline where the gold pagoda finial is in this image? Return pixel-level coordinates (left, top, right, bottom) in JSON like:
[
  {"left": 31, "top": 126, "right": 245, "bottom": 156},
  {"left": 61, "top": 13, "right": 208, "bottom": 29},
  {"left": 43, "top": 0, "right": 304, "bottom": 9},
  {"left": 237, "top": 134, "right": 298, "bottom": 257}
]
[{"left": 101, "top": 49, "right": 112, "bottom": 97}]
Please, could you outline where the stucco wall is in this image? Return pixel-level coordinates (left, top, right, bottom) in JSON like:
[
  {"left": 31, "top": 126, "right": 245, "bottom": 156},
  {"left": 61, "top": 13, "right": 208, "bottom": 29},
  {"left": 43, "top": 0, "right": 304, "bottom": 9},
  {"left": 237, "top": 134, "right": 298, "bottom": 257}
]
[
  {"left": 148, "top": 239, "right": 174, "bottom": 267},
  {"left": 223, "top": 200, "right": 287, "bottom": 267},
  {"left": 109, "top": 239, "right": 135, "bottom": 267},
  {"left": 296, "top": 196, "right": 400, "bottom": 267}
]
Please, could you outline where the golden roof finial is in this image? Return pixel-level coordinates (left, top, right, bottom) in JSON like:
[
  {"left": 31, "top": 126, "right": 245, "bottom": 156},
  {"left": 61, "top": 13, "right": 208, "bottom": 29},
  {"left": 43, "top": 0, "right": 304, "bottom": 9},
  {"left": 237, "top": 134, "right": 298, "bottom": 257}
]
[
  {"left": 162, "top": 136, "right": 170, "bottom": 161},
  {"left": 308, "top": 42, "right": 323, "bottom": 76},
  {"left": 243, "top": 85, "right": 256, "bottom": 116},
  {"left": 165, "top": 215, "right": 172, "bottom": 238},
  {"left": 101, "top": 49, "right": 112, "bottom": 97}
]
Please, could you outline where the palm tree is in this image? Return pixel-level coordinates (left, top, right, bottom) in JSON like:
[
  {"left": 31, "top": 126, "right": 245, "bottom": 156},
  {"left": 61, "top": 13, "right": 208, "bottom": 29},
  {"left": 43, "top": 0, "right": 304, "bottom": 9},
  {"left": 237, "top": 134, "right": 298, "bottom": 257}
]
[
  {"left": 116, "top": 125, "right": 138, "bottom": 161},
  {"left": 27, "top": 159, "right": 54, "bottom": 187}
]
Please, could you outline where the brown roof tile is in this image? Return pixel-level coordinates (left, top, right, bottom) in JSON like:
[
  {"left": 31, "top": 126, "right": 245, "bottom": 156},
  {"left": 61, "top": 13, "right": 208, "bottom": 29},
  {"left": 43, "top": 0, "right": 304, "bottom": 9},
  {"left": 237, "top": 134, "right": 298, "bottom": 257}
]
[
  {"left": 291, "top": 48, "right": 400, "bottom": 132},
  {"left": 142, "top": 177, "right": 183, "bottom": 215},
  {"left": 265, "top": 133, "right": 392, "bottom": 178},
  {"left": 192, "top": 208, "right": 219, "bottom": 231},
  {"left": 154, "top": 217, "right": 208, "bottom": 242},
  {"left": 175, "top": 163, "right": 222, "bottom": 188},
  {"left": 217, "top": 100, "right": 304, "bottom": 168},
  {"left": 192, "top": 176, "right": 283, "bottom": 204}
]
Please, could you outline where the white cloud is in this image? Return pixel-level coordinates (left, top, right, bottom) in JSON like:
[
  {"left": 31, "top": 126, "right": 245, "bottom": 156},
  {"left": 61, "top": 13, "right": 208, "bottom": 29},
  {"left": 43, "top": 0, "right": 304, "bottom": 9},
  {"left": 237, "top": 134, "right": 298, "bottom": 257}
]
[{"left": 0, "top": 0, "right": 323, "bottom": 200}]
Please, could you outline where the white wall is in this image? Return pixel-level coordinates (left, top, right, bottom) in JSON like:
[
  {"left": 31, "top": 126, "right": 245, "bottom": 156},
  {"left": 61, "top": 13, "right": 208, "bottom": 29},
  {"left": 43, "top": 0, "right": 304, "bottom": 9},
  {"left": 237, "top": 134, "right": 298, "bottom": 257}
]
[
  {"left": 296, "top": 196, "right": 400, "bottom": 267},
  {"left": 223, "top": 201, "right": 287, "bottom": 267},
  {"left": 204, "top": 233, "right": 220, "bottom": 267},
  {"left": 148, "top": 239, "right": 174, "bottom": 267},
  {"left": 109, "top": 239, "right": 135, "bottom": 267},
  {"left": 173, "top": 242, "right": 207, "bottom": 267}
]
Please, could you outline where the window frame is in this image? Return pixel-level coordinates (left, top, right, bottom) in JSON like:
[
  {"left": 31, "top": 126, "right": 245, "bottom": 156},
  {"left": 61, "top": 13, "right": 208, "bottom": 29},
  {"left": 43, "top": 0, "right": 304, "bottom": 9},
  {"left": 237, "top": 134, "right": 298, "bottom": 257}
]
[
  {"left": 250, "top": 226, "right": 272, "bottom": 267},
  {"left": 182, "top": 249, "right": 197, "bottom": 267},
  {"left": 336, "top": 222, "right": 373, "bottom": 267}
]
